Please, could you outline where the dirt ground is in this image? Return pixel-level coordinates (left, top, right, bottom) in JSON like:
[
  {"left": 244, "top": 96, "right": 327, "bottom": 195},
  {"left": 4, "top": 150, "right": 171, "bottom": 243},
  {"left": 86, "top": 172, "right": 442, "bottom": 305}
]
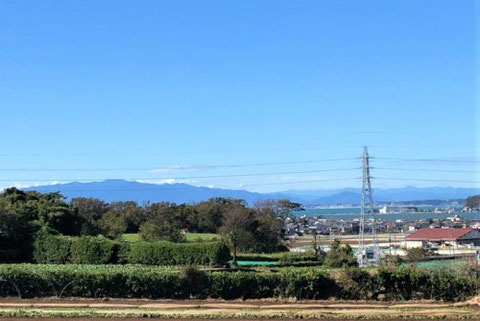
[
  {"left": 0, "top": 319, "right": 471, "bottom": 321},
  {"left": 0, "top": 297, "right": 478, "bottom": 320}
]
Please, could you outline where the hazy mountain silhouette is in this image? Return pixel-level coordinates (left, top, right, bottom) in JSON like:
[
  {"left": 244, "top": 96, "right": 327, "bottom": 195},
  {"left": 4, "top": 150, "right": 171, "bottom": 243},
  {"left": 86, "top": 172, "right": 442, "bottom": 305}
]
[{"left": 22, "top": 180, "right": 480, "bottom": 205}]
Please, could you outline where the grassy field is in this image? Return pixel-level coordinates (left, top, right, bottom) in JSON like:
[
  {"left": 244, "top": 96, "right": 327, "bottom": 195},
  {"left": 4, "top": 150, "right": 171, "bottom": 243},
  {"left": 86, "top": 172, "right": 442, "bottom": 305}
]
[{"left": 122, "top": 233, "right": 220, "bottom": 243}]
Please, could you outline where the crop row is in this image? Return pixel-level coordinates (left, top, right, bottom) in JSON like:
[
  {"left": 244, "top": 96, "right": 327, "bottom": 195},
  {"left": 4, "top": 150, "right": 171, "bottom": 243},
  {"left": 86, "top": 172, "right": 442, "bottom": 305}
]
[{"left": 0, "top": 264, "right": 475, "bottom": 301}]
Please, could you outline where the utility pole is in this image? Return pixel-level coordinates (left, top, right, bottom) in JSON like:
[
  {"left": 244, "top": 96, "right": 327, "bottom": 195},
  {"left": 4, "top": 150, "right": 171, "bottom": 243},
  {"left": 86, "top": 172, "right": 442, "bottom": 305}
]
[{"left": 358, "top": 146, "right": 380, "bottom": 266}]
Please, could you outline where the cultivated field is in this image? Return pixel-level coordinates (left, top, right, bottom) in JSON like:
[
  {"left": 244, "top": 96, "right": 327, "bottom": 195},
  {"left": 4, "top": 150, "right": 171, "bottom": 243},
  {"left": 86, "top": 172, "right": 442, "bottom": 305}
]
[{"left": 0, "top": 298, "right": 480, "bottom": 320}]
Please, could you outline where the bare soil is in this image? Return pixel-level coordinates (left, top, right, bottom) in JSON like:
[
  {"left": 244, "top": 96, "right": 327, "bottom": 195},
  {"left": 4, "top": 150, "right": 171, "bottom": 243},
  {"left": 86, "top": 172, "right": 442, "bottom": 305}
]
[{"left": 0, "top": 298, "right": 477, "bottom": 320}]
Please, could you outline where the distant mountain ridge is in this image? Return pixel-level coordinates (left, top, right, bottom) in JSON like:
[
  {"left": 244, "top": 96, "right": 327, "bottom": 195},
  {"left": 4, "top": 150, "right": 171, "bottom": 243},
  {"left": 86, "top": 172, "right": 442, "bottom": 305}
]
[{"left": 21, "top": 180, "right": 480, "bottom": 205}]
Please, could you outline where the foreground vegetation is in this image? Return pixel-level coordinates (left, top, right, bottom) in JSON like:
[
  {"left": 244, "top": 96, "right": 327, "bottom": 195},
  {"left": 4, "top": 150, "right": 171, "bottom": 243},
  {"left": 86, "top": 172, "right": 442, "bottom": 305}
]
[{"left": 0, "top": 264, "right": 475, "bottom": 301}]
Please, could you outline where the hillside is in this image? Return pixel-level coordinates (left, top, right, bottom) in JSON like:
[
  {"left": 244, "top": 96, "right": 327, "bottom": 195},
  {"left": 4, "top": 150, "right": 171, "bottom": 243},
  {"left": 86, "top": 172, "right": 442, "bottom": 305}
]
[
  {"left": 21, "top": 180, "right": 480, "bottom": 205},
  {"left": 465, "top": 195, "right": 480, "bottom": 209}
]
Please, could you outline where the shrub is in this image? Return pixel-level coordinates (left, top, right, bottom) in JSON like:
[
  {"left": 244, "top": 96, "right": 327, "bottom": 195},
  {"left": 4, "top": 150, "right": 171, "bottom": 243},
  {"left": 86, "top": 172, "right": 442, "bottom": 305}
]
[
  {"left": 181, "top": 266, "right": 208, "bottom": 298},
  {"left": 278, "top": 268, "right": 338, "bottom": 299},
  {"left": 0, "top": 265, "right": 475, "bottom": 301},
  {"left": 33, "top": 230, "right": 72, "bottom": 264},
  {"left": 324, "top": 240, "right": 358, "bottom": 268},
  {"left": 381, "top": 254, "right": 403, "bottom": 268},
  {"left": 70, "top": 236, "right": 116, "bottom": 264},
  {"left": 335, "top": 267, "right": 379, "bottom": 300},
  {"left": 207, "top": 271, "right": 278, "bottom": 299},
  {"left": 128, "top": 241, "right": 231, "bottom": 266},
  {"left": 114, "top": 241, "right": 131, "bottom": 264},
  {"left": 33, "top": 232, "right": 230, "bottom": 266},
  {"left": 405, "top": 247, "right": 433, "bottom": 263},
  {"left": 139, "top": 219, "right": 184, "bottom": 243},
  {"left": 377, "top": 265, "right": 475, "bottom": 301}
]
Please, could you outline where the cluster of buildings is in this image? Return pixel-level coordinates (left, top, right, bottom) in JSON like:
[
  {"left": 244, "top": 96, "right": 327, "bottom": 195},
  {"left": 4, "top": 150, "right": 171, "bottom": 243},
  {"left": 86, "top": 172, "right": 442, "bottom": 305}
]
[
  {"left": 405, "top": 227, "right": 480, "bottom": 249},
  {"left": 285, "top": 214, "right": 480, "bottom": 251}
]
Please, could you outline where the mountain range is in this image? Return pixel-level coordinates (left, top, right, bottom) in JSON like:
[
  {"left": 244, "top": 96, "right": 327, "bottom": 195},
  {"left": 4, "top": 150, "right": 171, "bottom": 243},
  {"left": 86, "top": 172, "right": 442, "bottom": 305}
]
[{"left": 21, "top": 180, "right": 480, "bottom": 206}]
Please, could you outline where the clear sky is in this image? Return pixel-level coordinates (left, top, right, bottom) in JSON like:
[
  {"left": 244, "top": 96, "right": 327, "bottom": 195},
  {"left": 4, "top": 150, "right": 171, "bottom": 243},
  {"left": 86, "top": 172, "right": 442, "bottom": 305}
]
[{"left": 0, "top": 0, "right": 478, "bottom": 192}]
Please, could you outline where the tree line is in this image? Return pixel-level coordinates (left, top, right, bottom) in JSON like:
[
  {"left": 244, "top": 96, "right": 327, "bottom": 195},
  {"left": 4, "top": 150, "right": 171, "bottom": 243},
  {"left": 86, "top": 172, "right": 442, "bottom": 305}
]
[{"left": 0, "top": 188, "right": 301, "bottom": 262}]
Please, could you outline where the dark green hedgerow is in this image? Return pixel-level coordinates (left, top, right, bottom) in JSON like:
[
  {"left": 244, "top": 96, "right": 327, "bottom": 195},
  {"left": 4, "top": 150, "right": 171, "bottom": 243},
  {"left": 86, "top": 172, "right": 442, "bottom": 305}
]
[
  {"left": 70, "top": 236, "right": 117, "bottom": 264},
  {"left": 32, "top": 233, "right": 231, "bottom": 266},
  {"left": 378, "top": 265, "right": 476, "bottom": 301},
  {"left": 32, "top": 230, "right": 72, "bottom": 264},
  {"left": 0, "top": 265, "right": 475, "bottom": 301},
  {"left": 127, "top": 241, "right": 231, "bottom": 266}
]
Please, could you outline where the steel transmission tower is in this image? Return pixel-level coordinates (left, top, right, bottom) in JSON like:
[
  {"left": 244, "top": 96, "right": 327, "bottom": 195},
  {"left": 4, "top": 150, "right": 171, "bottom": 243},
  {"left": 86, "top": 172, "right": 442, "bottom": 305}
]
[{"left": 358, "top": 147, "right": 380, "bottom": 266}]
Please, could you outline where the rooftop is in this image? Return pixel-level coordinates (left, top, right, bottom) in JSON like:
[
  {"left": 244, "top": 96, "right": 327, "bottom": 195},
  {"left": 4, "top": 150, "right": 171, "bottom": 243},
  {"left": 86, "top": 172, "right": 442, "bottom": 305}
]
[{"left": 406, "top": 228, "right": 473, "bottom": 241}]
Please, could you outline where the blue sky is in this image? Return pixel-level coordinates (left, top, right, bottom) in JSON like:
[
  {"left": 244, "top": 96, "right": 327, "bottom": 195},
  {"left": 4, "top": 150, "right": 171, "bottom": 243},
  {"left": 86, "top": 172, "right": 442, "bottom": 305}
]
[{"left": 0, "top": 0, "right": 478, "bottom": 192}]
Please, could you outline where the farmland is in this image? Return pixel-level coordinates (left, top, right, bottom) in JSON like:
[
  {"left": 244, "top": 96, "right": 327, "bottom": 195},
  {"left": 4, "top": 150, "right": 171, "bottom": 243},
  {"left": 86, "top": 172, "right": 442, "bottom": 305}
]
[
  {"left": 0, "top": 298, "right": 479, "bottom": 319},
  {"left": 1, "top": 189, "right": 480, "bottom": 321}
]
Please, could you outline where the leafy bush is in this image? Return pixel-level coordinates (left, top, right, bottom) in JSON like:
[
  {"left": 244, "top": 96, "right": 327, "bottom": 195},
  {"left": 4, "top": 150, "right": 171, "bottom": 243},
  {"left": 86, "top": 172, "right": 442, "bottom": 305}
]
[
  {"left": 70, "top": 236, "right": 116, "bottom": 264},
  {"left": 404, "top": 247, "right": 434, "bottom": 263},
  {"left": 207, "top": 271, "right": 278, "bottom": 299},
  {"left": 128, "top": 241, "right": 231, "bottom": 266},
  {"left": 377, "top": 265, "right": 475, "bottom": 301},
  {"left": 139, "top": 219, "right": 185, "bottom": 243},
  {"left": 0, "top": 264, "right": 475, "bottom": 301},
  {"left": 114, "top": 241, "right": 131, "bottom": 264},
  {"left": 335, "top": 267, "right": 379, "bottom": 300},
  {"left": 324, "top": 240, "right": 358, "bottom": 268},
  {"left": 33, "top": 230, "right": 72, "bottom": 264},
  {"left": 33, "top": 233, "right": 230, "bottom": 266},
  {"left": 277, "top": 268, "right": 338, "bottom": 299},
  {"left": 180, "top": 266, "right": 208, "bottom": 298}
]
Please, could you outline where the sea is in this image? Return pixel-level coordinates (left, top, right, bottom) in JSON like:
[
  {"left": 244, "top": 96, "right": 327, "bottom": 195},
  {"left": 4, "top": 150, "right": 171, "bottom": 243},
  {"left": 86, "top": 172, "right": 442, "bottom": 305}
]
[{"left": 294, "top": 207, "right": 479, "bottom": 222}]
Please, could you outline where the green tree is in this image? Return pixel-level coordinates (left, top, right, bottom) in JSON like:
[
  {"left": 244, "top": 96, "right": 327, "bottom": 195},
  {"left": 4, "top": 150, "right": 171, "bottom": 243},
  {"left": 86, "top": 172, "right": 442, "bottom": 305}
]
[
  {"left": 251, "top": 200, "right": 288, "bottom": 253},
  {"left": 139, "top": 202, "right": 184, "bottom": 242},
  {"left": 0, "top": 188, "right": 77, "bottom": 235},
  {"left": 139, "top": 219, "right": 184, "bottom": 242},
  {"left": 275, "top": 199, "right": 303, "bottom": 220},
  {"left": 219, "top": 205, "right": 254, "bottom": 263},
  {"left": 193, "top": 198, "right": 244, "bottom": 233},
  {"left": 99, "top": 209, "right": 128, "bottom": 239},
  {"left": 0, "top": 199, "right": 33, "bottom": 262},
  {"left": 324, "top": 239, "right": 358, "bottom": 268},
  {"left": 108, "top": 201, "right": 143, "bottom": 233},
  {"left": 71, "top": 197, "right": 107, "bottom": 235}
]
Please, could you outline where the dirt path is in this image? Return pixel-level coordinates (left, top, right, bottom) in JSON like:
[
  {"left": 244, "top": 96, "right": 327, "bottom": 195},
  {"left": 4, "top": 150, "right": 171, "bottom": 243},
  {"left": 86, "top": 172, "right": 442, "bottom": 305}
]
[
  {"left": 0, "top": 319, "right": 467, "bottom": 321},
  {"left": 0, "top": 298, "right": 477, "bottom": 319}
]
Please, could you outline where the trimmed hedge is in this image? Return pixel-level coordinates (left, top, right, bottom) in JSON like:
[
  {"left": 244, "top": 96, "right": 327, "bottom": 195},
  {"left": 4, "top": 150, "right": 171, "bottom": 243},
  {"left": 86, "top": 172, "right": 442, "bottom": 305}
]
[
  {"left": 0, "top": 264, "right": 475, "bottom": 301},
  {"left": 128, "top": 241, "right": 231, "bottom": 266},
  {"left": 70, "top": 237, "right": 116, "bottom": 264},
  {"left": 378, "top": 265, "right": 476, "bottom": 301},
  {"left": 33, "top": 234, "right": 230, "bottom": 266},
  {"left": 33, "top": 231, "right": 71, "bottom": 264}
]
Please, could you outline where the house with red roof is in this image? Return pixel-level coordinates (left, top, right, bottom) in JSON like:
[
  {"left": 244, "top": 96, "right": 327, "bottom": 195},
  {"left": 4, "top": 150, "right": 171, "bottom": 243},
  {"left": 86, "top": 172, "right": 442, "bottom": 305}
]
[{"left": 405, "top": 227, "right": 480, "bottom": 249}]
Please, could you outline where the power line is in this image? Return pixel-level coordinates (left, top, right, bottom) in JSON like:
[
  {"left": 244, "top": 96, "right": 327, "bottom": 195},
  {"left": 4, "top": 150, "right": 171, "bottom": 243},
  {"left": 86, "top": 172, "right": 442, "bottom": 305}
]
[
  {"left": 375, "top": 167, "right": 480, "bottom": 173},
  {"left": 375, "top": 157, "right": 480, "bottom": 164},
  {"left": 375, "top": 177, "right": 480, "bottom": 184},
  {"left": 0, "top": 158, "right": 359, "bottom": 172},
  {"left": 0, "top": 167, "right": 360, "bottom": 182},
  {"left": 244, "top": 178, "right": 359, "bottom": 187}
]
